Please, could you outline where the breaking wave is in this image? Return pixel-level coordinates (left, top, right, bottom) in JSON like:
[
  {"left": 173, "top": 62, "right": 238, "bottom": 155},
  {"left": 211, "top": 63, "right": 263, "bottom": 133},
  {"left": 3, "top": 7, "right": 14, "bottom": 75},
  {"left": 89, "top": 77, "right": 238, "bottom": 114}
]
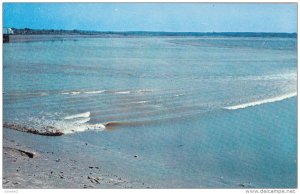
[
  {"left": 62, "top": 91, "right": 81, "bottom": 95},
  {"left": 115, "top": 91, "right": 131, "bottom": 94},
  {"left": 64, "top": 112, "right": 91, "bottom": 120},
  {"left": 224, "top": 92, "right": 297, "bottom": 110},
  {"left": 59, "top": 89, "right": 155, "bottom": 96},
  {"left": 84, "top": 90, "right": 105, "bottom": 94},
  {"left": 3, "top": 111, "right": 108, "bottom": 136}
]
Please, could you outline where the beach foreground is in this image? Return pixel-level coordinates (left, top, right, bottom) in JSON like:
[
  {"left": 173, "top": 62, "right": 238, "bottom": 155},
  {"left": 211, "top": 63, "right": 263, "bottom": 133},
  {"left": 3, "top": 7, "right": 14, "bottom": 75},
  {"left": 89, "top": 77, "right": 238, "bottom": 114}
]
[{"left": 3, "top": 128, "right": 147, "bottom": 189}]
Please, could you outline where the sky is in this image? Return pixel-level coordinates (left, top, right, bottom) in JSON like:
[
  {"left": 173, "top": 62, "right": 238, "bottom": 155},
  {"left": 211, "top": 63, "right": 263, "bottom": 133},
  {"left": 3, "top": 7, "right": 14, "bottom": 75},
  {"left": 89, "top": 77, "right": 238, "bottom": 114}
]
[{"left": 3, "top": 3, "right": 297, "bottom": 33}]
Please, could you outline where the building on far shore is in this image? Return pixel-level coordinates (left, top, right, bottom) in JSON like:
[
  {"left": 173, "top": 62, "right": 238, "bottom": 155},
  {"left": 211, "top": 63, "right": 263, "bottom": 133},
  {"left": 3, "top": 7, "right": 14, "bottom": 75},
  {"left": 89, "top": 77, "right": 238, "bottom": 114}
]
[{"left": 3, "top": 28, "right": 14, "bottom": 43}]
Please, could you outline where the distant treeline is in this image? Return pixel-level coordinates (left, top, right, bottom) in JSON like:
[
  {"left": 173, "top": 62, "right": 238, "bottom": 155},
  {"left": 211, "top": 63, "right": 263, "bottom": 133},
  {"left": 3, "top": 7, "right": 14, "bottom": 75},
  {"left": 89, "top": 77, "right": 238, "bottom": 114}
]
[
  {"left": 11, "top": 28, "right": 98, "bottom": 35},
  {"left": 11, "top": 28, "right": 297, "bottom": 38}
]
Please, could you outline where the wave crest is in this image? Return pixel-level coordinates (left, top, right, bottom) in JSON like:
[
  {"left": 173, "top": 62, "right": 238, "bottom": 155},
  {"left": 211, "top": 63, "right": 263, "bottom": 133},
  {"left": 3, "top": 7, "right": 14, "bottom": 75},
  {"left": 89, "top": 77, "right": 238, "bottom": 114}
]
[
  {"left": 64, "top": 112, "right": 90, "bottom": 120},
  {"left": 224, "top": 92, "right": 297, "bottom": 110}
]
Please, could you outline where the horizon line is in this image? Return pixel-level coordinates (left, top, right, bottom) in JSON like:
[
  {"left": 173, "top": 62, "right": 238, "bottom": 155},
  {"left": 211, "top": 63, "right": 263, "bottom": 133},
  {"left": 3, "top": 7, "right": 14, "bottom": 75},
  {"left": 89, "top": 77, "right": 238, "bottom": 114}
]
[{"left": 6, "top": 27, "right": 297, "bottom": 34}]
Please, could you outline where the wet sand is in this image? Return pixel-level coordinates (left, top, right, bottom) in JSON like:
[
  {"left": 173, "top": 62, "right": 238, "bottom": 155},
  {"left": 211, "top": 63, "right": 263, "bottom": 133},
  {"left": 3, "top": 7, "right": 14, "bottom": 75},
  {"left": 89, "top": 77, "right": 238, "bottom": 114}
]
[{"left": 3, "top": 128, "right": 150, "bottom": 189}]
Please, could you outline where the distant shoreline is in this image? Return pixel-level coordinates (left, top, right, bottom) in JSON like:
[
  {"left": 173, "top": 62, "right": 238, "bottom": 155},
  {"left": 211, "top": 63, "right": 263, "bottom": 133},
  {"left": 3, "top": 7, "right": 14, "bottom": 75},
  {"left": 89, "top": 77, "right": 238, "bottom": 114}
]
[{"left": 8, "top": 28, "right": 297, "bottom": 38}]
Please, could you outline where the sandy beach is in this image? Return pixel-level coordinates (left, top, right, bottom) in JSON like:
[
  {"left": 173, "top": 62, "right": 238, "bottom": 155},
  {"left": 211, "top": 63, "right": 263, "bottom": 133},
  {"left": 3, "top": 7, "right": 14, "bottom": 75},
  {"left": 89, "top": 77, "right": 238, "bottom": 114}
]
[{"left": 3, "top": 127, "right": 150, "bottom": 189}]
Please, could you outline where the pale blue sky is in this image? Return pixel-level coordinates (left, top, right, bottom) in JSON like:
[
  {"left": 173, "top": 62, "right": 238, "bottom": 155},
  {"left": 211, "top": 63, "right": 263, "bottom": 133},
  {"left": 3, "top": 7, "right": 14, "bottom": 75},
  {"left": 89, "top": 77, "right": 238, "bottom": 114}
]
[{"left": 3, "top": 3, "right": 297, "bottom": 32}]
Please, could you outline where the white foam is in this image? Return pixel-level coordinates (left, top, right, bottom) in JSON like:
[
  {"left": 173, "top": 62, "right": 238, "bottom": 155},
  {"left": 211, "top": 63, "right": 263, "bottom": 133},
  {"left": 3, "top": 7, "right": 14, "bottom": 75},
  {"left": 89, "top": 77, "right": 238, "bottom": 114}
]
[
  {"left": 174, "top": 94, "right": 184, "bottom": 97},
  {"left": 84, "top": 90, "right": 105, "bottom": 94},
  {"left": 62, "top": 123, "right": 106, "bottom": 134},
  {"left": 136, "top": 101, "right": 148, "bottom": 104},
  {"left": 85, "top": 123, "right": 106, "bottom": 130},
  {"left": 69, "top": 117, "right": 91, "bottom": 124},
  {"left": 70, "top": 91, "right": 81, "bottom": 95},
  {"left": 40, "top": 92, "right": 48, "bottom": 96},
  {"left": 245, "top": 72, "right": 297, "bottom": 81},
  {"left": 115, "top": 91, "right": 130, "bottom": 94},
  {"left": 64, "top": 112, "right": 91, "bottom": 120},
  {"left": 62, "top": 91, "right": 81, "bottom": 95},
  {"left": 224, "top": 92, "right": 297, "bottom": 110},
  {"left": 25, "top": 111, "right": 106, "bottom": 135}
]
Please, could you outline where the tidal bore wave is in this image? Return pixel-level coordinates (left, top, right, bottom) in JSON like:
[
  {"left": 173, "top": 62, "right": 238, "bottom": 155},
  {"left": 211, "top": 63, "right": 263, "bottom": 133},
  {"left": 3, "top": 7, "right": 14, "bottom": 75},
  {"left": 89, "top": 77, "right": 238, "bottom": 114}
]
[{"left": 224, "top": 92, "right": 297, "bottom": 110}]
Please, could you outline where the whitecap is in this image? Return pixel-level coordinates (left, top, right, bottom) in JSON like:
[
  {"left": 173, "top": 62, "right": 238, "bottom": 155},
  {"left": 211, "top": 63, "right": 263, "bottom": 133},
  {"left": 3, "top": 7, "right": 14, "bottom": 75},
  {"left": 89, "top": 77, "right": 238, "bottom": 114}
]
[
  {"left": 224, "top": 92, "right": 297, "bottom": 110},
  {"left": 69, "top": 117, "right": 91, "bottom": 124},
  {"left": 115, "top": 91, "right": 131, "bottom": 94},
  {"left": 62, "top": 123, "right": 106, "bottom": 134},
  {"left": 64, "top": 112, "right": 90, "bottom": 120},
  {"left": 84, "top": 90, "right": 105, "bottom": 94},
  {"left": 62, "top": 91, "right": 81, "bottom": 95},
  {"left": 136, "top": 101, "right": 148, "bottom": 104}
]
